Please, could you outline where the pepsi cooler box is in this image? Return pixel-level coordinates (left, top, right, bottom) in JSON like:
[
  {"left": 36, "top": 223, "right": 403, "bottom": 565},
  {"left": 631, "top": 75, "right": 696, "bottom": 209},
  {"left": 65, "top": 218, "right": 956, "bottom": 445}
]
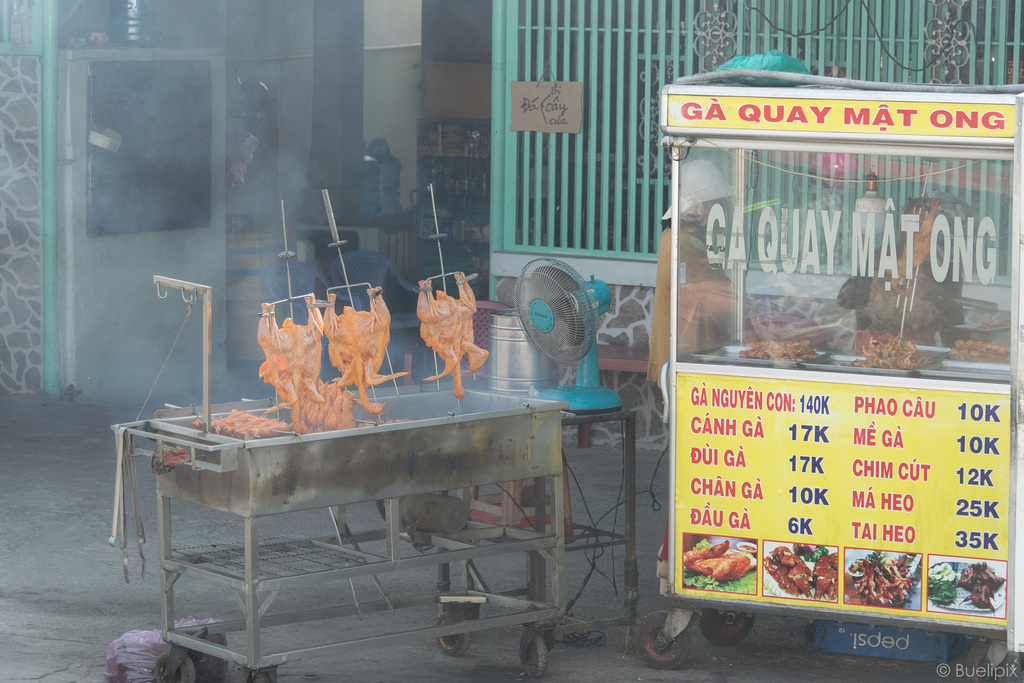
[{"left": 813, "top": 620, "right": 969, "bottom": 662}]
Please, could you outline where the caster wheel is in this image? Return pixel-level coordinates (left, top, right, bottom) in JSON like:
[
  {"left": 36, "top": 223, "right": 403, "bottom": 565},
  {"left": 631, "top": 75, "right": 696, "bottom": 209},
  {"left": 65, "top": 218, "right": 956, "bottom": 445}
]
[
  {"left": 153, "top": 650, "right": 196, "bottom": 683},
  {"left": 248, "top": 671, "right": 275, "bottom": 683},
  {"left": 699, "top": 609, "right": 755, "bottom": 646},
  {"left": 437, "top": 617, "right": 472, "bottom": 656},
  {"left": 520, "top": 632, "right": 549, "bottom": 678},
  {"left": 635, "top": 611, "right": 691, "bottom": 670}
]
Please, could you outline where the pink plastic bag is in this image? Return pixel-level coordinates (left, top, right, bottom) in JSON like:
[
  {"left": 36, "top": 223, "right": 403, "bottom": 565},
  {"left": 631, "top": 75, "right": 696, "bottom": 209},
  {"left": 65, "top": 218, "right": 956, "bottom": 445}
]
[{"left": 103, "top": 617, "right": 228, "bottom": 683}]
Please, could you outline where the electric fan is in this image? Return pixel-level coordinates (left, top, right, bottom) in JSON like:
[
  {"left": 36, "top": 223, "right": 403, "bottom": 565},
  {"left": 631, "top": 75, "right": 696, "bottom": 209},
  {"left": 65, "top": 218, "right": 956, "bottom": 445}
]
[{"left": 513, "top": 258, "right": 622, "bottom": 412}]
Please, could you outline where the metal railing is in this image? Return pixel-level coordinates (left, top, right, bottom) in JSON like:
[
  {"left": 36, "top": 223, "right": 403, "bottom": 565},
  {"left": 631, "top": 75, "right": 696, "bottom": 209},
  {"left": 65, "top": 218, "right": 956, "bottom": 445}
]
[{"left": 493, "top": 0, "right": 1024, "bottom": 261}]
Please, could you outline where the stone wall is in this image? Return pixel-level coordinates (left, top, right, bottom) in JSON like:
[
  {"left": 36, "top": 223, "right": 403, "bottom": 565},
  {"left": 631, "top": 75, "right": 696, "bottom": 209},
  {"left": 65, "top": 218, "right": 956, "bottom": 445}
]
[
  {"left": 0, "top": 56, "right": 41, "bottom": 394},
  {"left": 494, "top": 276, "right": 666, "bottom": 451}
]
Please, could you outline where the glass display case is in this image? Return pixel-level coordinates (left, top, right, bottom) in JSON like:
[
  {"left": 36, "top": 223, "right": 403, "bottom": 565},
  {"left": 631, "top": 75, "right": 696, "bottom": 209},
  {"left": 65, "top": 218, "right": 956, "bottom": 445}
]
[
  {"left": 663, "top": 109, "right": 1014, "bottom": 383},
  {"left": 656, "top": 84, "right": 1023, "bottom": 644}
]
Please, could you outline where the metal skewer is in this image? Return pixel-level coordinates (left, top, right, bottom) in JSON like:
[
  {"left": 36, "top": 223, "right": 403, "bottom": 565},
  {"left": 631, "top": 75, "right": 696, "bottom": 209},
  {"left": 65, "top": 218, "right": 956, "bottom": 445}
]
[
  {"left": 427, "top": 183, "right": 448, "bottom": 294},
  {"left": 423, "top": 183, "right": 450, "bottom": 400},
  {"left": 279, "top": 201, "right": 296, "bottom": 320},
  {"left": 321, "top": 189, "right": 402, "bottom": 409},
  {"left": 322, "top": 189, "right": 357, "bottom": 309},
  {"left": 422, "top": 187, "right": 481, "bottom": 413}
]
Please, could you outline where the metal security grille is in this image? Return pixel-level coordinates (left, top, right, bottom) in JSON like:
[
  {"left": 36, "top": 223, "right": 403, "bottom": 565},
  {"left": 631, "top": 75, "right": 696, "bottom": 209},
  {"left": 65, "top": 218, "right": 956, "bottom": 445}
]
[
  {"left": 0, "top": 0, "right": 40, "bottom": 54},
  {"left": 492, "top": 0, "right": 1024, "bottom": 260}
]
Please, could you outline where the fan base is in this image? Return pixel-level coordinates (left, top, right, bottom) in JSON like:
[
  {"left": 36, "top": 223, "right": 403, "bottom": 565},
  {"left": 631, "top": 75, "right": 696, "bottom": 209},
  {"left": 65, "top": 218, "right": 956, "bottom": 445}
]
[{"left": 538, "top": 385, "right": 622, "bottom": 413}]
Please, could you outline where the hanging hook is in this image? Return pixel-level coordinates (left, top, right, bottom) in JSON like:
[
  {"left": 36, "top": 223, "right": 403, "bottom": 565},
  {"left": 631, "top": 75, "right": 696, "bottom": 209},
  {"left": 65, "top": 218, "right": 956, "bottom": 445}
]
[
  {"left": 156, "top": 282, "right": 167, "bottom": 299},
  {"left": 181, "top": 288, "right": 196, "bottom": 305}
]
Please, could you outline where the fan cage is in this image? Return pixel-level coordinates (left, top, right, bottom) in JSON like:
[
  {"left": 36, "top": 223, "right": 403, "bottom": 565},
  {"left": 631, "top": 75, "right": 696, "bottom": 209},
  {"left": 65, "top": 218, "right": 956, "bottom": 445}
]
[{"left": 513, "top": 258, "right": 598, "bottom": 364}]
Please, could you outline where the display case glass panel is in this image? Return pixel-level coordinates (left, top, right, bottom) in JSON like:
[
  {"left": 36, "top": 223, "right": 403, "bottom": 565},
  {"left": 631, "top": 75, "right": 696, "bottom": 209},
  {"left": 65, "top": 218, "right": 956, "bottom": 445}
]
[{"left": 671, "top": 148, "right": 1013, "bottom": 381}]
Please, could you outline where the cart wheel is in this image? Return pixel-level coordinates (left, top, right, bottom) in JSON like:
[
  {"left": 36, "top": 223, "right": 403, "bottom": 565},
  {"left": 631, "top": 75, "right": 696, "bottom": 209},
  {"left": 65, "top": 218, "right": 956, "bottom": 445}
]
[
  {"left": 437, "top": 617, "right": 472, "bottom": 656},
  {"left": 153, "top": 650, "right": 196, "bottom": 683},
  {"left": 699, "top": 609, "right": 755, "bottom": 646},
  {"left": 519, "top": 631, "right": 550, "bottom": 678},
  {"left": 635, "top": 610, "right": 691, "bottom": 670}
]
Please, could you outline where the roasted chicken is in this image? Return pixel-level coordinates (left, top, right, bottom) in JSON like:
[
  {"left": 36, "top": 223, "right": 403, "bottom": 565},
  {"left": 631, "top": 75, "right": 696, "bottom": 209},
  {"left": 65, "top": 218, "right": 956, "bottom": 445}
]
[
  {"left": 812, "top": 552, "right": 839, "bottom": 600},
  {"left": 956, "top": 562, "right": 1005, "bottom": 611},
  {"left": 322, "top": 289, "right": 407, "bottom": 415},
  {"left": 853, "top": 336, "right": 930, "bottom": 370},
  {"left": 740, "top": 340, "right": 819, "bottom": 362},
  {"left": 896, "top": 196, "right": 942, "bottom": 282},
  {"left": 950, "top": 340, "right": 1010, "bottom": 363},
  {"left": 258, "top": 298, "right": 325, "bottom": 433},
  {"left": 301, "top": 379, "right": 357, "bottom": 432},
  {"left": 683, "top": 540, "right": 756, "bottom": 582},
  {"left": 764, "top": 546, "right": 813, "bottom": 598},
  {"left": 417, "top": 273, "right": 489, "bottom": 401},
  {"left": 849, "top": 553, "right": 917, "bottom": 607}
]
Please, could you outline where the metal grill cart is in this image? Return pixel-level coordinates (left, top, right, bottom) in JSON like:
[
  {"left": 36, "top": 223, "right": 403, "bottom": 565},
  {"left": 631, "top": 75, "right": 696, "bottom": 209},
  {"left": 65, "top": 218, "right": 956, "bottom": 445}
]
[
  {"left": 636, "top": 78, "right": 1024, "bottom": 669},
  {"left": 112, "top": 280, "right": 569, "bottom": 682}
]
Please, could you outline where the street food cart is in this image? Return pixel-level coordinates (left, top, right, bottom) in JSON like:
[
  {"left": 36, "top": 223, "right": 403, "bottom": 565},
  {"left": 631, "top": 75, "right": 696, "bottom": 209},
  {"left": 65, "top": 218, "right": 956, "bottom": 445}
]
[
  {"left": 636, "top": 78, "right": 1024, "bottom": 669},
  {"left": 110, "top": 278, "right": 570, "bottom": 682}
]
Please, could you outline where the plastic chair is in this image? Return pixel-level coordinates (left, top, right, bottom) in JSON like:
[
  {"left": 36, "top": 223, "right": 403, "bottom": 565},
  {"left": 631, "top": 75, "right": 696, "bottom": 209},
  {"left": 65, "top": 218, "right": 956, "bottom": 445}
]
[
  {"left": 264, "top": 261, "right": 330, "bottom": 326},
  {"left": 403, "top": 300, "right": 508, "bottom": 386}
]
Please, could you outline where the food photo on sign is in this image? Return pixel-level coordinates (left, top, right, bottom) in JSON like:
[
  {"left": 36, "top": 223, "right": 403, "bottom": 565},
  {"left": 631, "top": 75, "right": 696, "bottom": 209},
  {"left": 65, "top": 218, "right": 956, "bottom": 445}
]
[
  {"left": 762, "top": 541, "right": 839, "bottom": 602},
  {"left": 681, "top": 534, "right": 757, "bottom": 594},
  {"left": 843, "top": 549, "right": 922, "bottom": 610},
  {"left": 926, "top": 555, "right": 1006, "bottom": 619}
]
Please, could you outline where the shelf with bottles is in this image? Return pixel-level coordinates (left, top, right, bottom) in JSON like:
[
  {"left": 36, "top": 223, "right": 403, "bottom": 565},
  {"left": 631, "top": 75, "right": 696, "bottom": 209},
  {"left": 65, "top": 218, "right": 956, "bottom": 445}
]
[
  {"left": 418, "top": 120, "right": 490, "bottom": 159},
  {"left": 418, "top": 209, "right": 489, "bottom": 244}
]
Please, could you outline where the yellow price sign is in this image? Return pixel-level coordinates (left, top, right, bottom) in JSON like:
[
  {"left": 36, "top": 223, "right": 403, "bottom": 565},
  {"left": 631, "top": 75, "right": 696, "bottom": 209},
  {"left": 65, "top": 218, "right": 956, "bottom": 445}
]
[{"left": 674, "top": 373, "right": 1009, "bottom": 625}]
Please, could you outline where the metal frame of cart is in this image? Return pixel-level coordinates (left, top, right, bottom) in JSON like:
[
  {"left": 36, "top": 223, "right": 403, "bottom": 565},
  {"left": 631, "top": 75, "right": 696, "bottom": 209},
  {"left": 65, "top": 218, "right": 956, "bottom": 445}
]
[
  {"left": 636, "top": 79, "right": 1024, "bottom": 669},
  {"left": 116, "top": 389, "right": 567, "bottom": 680}
]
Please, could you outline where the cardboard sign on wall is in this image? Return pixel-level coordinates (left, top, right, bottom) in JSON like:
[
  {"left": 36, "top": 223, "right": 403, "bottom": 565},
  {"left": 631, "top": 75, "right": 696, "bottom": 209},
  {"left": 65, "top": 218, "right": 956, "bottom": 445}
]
[{"left": 510, "top": 81, "right": 582, "bottom": 134}]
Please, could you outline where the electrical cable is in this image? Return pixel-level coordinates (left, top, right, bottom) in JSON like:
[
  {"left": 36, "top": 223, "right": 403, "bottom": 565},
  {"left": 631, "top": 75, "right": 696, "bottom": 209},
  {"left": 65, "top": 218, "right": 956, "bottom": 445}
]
[
  {"left": 558, "top": 630, "right": 607, "bottom": 648},
  {"left": 644, "top": 444, "right": 668, "bottom": 512},
  {"left": 561, "top": 421, "right": 629, "bottom": 620},
  {"left": 494, "top": 483, "right": 542, "bottom": 532},
  {"left": 743, "top": 0, "right": 853, "bottom": 38},
  {"left": 742, "top": 0, "right": 968, "bottom": 75}
]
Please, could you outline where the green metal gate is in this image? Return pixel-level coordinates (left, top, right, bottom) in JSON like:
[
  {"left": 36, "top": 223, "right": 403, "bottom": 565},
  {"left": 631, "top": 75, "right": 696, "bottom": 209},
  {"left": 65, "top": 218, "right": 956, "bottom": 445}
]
[{"left": 490, "top": 0, "right": 1024, "bottom": 261}]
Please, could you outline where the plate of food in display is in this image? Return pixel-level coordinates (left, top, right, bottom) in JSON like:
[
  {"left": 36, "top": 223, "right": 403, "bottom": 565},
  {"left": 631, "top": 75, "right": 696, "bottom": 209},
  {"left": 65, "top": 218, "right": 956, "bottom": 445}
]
[
  {"left": 761, "top": 542, "right": 839, "bottom": 602},
  {"left": 830, "top": 338, "right": 944, "bottom": 376},
  {"left": 843, "top": 550, "right": 921, "bottom": 609},
  {"left": 915, "top": 341, "right": 1010, "bottom": 381},
  {"left": 681, "top": 537, "right": 758, "bottom": 594},
  {"left": 927, "top": 561, "right": 1006, "bottom": 614},
  {"left": 693, "top": 342, "right": 827, "bottom": 369}
]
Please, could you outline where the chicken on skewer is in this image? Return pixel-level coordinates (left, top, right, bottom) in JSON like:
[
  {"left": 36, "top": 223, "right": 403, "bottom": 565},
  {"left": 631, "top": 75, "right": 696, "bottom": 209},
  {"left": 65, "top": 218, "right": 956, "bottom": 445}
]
[
  {"left": 322, "top": 289, "right": 407, "bottom": 415},
  {"left": 194, "top": 409, "right": 292, "bottom": 440},
  {"left": 894, "top": 196, "right": 942, "bottom": 336},
  {"left": 896, "top": 196, "right": 942, "bottom": 283},
  {"left": 417, "top": 273, "right": 489, "bottom": 401},
  {"left": 258, "top": 297, "right": 326, "bottom": 433}
]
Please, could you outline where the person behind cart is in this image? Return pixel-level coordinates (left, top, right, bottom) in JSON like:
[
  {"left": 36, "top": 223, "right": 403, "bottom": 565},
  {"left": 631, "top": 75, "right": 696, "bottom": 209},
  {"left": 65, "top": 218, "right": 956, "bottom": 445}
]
[
  {"left": 837, "top": 194, "right": 966, "bottom": 349},
  {"left": 647, "top": 158, "right": 735, "bottom": 592}
]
